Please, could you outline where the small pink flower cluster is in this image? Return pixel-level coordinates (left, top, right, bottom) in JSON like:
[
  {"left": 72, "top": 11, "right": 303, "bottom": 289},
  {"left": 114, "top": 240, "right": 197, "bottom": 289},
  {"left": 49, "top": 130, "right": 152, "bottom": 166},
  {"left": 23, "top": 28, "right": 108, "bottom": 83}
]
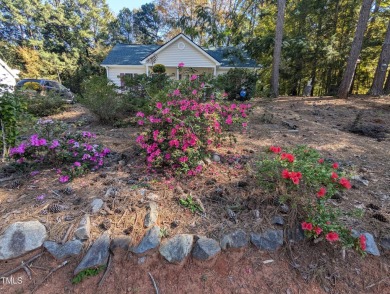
[{"left": 9, "top": 132, "right": 110, "bottom": 183}]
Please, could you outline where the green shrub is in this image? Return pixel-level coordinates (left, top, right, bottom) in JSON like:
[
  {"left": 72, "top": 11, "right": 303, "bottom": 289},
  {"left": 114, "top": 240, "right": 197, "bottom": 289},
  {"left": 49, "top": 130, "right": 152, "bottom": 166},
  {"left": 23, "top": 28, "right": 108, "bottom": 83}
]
[
  {"left": 25, "top": 92, "right": 66, "bottom": 117},
  {"left": 152, "top": 64, "right": 166, "bottom": 74},
  {"left": 22, "top": 81, "right": 42, "bottom": 91},
  {"left": 257, "top": 145, "right": 366, "bottom": 255},
  {"left": 0, "top": 91, "right": 27, "bottom": 157},
  {"left": 80, "top": 76, "right": 125, "bottom": 124},
  {"left": 214, "top": 68, "right": 258, "bottom": 100}
]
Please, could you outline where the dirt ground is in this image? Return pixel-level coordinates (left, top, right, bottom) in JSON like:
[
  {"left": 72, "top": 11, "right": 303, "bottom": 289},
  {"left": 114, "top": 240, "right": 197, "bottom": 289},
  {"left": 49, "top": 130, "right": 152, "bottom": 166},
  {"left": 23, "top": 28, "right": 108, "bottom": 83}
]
[{"left": 0, "top": 95, "right": 389, "bottom": 294}]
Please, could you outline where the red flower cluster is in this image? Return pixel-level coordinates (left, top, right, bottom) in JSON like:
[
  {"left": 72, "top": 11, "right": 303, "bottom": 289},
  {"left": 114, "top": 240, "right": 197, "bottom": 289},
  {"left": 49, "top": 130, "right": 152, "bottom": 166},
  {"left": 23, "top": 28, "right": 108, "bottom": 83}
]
[
  {"left": 331, "top": 171, "right": 338, "bottom": 180},
  {"left": 281, "top": 153, "right": 295, "bottom": 163},
  {"left": 282, "top": 169, "right": 302, "bottom": 184},
  {"left": 339, "top": 177, "right": 352, "bottom": 189},
  {"left": 301, "top": 222, "right": 313, "bottom": 231},
  {"left": 317, "top": 187, "right": 327, "bottom": 198},
  {"left": 359, "top": 234, "right": 367, "bottom": 251},
  {"left": 318, "top": 158, "right": 324, "bottom": 164},
  {"left": 325, "top": 232, "right": 339, "bottom": 242},
  {"left": 332, "top": 162, "right": 339, "bottom": 169},
  {"left": 269, "top": 146, "right": 282, "bottom": 153},
  {"left": 302, "top": 222, "right": 323, "bottom": 236}
]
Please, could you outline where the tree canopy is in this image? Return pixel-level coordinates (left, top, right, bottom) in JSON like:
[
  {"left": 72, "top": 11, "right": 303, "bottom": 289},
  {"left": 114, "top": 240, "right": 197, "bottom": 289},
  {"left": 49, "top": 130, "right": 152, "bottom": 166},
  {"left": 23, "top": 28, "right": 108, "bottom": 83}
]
[{"left": 1, "top": 0, "right": 389, "bottom": 96}]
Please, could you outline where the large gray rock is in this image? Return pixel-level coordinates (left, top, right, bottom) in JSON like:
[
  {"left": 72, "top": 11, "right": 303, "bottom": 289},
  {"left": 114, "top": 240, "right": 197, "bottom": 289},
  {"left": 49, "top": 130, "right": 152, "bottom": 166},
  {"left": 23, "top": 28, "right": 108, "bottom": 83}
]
[
  {"left": 0, "top": 221, "right": 47, "bottom": 260},
  {"left": 159, "top": 234, "right": 193, "bottom": 264},
  {"left": 74, "top": 215, "right": 91, "bottom": 241},
  {"left": 220, "top": 230, "right": 248, "bottom": 250},
  {"left": 131, "top": 226, "right": 161, "bottom": 254},
  {"left": 144, "top": 202, "right": 158, "bottom": 228},
  {"left": 110, "top": 235, "right": 132, "bottom": 252},
  {"left": 74, "top": 231, "right": 110, "bottom": 275},
  {"left": 192, "top": 237, "right": 221, "bottom": 261},
  {"left": 251, "top": 230, "right": 284, "bottom": 251},
  {"left": 44, "top": 240, "right": 83, "bottom": 260},
  {"left": 91, "top": 198, "right": 104, "bottom": 214}
]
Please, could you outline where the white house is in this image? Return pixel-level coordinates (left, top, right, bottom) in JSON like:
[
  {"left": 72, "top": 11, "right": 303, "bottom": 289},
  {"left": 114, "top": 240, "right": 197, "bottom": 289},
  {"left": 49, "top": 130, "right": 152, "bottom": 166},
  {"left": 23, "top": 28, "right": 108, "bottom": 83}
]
[
  {"left": 101, "top": 33, "right": 258, "bottom": 87},
  {"left": 0, "top": 58, "right": 20, "bottom": 92}
]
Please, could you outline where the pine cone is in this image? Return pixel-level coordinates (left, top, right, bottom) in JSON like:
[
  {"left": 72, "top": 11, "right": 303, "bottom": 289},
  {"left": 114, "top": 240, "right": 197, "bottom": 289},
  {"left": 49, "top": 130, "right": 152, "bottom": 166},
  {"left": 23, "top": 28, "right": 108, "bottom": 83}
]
[
  {"left": 62, "top": 187, "right": 74, "bottom": 195},
  {"left": 10, "top": 180, "right": 21, "bottom": 189},
  {"left": 40, "top": 209, "right": 48, "bottom": 215},
  {"left": 48, "top": 203, "right": 65, "bottom": 213}
]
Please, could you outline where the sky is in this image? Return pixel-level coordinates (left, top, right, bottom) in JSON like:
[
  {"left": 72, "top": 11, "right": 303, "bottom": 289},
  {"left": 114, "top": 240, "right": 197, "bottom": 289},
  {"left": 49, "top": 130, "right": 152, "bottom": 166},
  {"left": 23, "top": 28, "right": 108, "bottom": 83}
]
[{"left": 106, "top": 0, "right": 150, "bottom": 14}]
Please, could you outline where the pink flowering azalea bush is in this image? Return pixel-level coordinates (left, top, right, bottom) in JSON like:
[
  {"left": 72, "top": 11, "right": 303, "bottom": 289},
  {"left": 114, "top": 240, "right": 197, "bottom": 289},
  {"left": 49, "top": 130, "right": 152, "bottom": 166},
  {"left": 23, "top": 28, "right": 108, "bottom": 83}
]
[
  {"left": 9, "top": 131, "right": 110, "bottom": 183},
  {"left": 257, "top": 145, "right": 366, "bottom": 255},
  {"left": 136, "top": 98, "right": 250, "bottom": 176}
]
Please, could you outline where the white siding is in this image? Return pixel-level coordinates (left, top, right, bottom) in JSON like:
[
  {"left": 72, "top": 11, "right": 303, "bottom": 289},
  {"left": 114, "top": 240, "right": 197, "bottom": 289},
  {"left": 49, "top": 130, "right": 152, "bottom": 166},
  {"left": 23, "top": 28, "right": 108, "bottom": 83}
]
[
  {"left": 106, "top": 66, "right": 146, "bottom": 86},
  {"left": 152, "top": 38, "right": 216, "bottom": 68}
]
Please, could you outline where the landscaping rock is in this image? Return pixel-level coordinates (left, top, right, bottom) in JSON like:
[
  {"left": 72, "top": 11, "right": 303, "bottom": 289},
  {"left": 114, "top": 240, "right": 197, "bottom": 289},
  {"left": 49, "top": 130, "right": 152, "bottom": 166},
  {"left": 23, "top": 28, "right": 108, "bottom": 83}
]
[
  {"left": 212, "top": 154, "right": 221, "bottom": 162},
  {"left": 74, "top": 215, "right": 91, "bottom": 241},
  {"left": 220, "top": 230, "right": 248, "bottom": 250},
  {"left": 104, "top": 187, "right": 119, "bottom": 198},
  {"left": 279, "top": 204, "right": 289, "bottom": 213},
  {"left": 287, "top": 225, "right": 305, "bottom": 242},
  {"left": 159, "top": 234, "right": 193, "bottom": 264},
  {"left": 192, "top": 237, "right": 221, "bottom": 261},
  {"left": 351, "top": 175, "right": 369, "bottom": 186},
  {"left": 144, "top": 202, "right": 158, "bottom": 228},
  {"left": 0, "top": 221, "right": 47, "bottom": 260},
  {"left": 90, "top": 198, "right": 104, "bottom": 213},
  {"left": 110, "top": 235, "right": 132, "bottom": 252},
  {"left": 251, "top": 230, "right": 284, "bottom": 251},
  {"left": 44, "top": 240, "right": 83, "bottom": 259},
  {"left": 352, "top": 230, "right": 380, "bottom": 256},
  {"left": 272, "top": 215, "right": 284, "bottom": 226},
  {"left": 74, "top": 231, "right": 111, "bottom": 275},
  {"left": 131, "top": 226, "right": 161, "bottom": 254},
  {"left": 380, "top": 236, "right": 390, "bottom": 251}
]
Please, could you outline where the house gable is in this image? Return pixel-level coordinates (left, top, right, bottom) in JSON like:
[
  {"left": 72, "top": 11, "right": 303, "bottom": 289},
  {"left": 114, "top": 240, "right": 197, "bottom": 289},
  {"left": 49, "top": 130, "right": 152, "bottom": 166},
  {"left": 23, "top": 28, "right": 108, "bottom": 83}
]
[{"left": 141, "top": 34, "right": 220, "bottom": 67}]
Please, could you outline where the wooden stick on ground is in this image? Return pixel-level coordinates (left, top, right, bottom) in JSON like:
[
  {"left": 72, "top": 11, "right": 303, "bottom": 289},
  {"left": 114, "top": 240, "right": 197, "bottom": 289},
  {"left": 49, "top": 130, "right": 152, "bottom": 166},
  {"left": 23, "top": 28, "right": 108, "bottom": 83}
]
[
  {"left": 31, "top": 260, "right": 69, "bottom": 293},
  {"left": 148, "top": 272, "right": 159, "bottom": 294},
  {"left": 0, "top": 252, "right": 45, "bottom": 277},
  {"left": 98, "top": 253, "right": 113, "bottom": 288},
  {"left": 60, "top": 223, "right": 74, "bottom": 244}
]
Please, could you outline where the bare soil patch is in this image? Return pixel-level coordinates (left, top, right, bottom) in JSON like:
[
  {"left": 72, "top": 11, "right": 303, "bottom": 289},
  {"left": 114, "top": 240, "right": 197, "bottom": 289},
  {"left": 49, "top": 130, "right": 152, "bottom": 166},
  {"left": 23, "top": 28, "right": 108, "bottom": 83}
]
[{"left": 1, "top": 96, "right": 389, "bottom": 293}]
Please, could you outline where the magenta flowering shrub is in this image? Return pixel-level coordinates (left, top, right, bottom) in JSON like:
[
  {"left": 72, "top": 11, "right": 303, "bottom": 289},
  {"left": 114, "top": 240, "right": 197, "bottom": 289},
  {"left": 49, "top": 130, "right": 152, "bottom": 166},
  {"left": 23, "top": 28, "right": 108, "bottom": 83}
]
[
  {"left": 9, "top": 131, "right": 110, "bottom": 183},
  {"left": 136, "top": 99, "right": 250, "bottom": 175}
]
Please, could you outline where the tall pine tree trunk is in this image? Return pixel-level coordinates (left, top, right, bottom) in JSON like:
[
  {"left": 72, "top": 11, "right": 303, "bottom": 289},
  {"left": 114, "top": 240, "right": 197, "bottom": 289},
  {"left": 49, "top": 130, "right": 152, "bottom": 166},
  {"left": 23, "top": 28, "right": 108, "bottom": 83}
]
[
  {"left": 369, "top": 20, "right": 390, "bottom": 95},
  {"left": 337, "top": 0, "right": 374, "bottom": 99},
  {"left": 270, "top": 0, "right": 286, "bottom": 98},
  {"left": 384, "top": 71, "right": 390, "bottom": 94}
]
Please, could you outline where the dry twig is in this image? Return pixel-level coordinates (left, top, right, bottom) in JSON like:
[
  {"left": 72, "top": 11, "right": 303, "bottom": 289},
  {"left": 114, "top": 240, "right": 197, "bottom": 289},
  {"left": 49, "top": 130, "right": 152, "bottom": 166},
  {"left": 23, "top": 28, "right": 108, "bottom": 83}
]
[
  {"left": 31, "top": 260, "right": 69, "bottom": 293},
  {"left": 61, "top": 223, "right": 74, "bottom": 244},
  {"left": 0, "top": 252, "right": 45, "bottom": 277},
  {"left": 148, "top": 272, "right": 159, "bottom": 294},
  {"left": 98, "top": 253, "right": 113, "bottom": 288}
]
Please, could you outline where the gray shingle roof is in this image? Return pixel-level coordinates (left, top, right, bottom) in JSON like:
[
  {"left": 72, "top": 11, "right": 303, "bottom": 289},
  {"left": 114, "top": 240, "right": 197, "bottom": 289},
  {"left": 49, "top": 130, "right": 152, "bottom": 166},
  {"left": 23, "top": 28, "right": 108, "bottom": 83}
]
[
  {"left": 101, "top": 44, "right": 161, "bottom": 65},
  {"left": 101, "top": 43, "right": 258, "bottom": 68},
  {"left": 205, "top": 47, "right": 258, "bottom": 68}
]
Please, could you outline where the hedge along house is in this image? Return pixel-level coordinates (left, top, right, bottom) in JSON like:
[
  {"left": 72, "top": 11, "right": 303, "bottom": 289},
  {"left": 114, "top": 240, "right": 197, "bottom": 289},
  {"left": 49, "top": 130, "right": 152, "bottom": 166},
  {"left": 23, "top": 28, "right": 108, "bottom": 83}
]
[{"left": 101, "top": 33, "right": 258, "bottom": 87}]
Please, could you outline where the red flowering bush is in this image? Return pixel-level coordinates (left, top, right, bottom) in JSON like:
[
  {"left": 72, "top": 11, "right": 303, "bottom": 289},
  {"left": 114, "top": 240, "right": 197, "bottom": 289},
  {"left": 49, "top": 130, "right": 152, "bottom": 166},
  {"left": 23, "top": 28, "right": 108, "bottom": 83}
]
[
  {"left": 9, "top": 131, "right": 110, "bottom": 182},
  {"left": 258, "top": 145, "right": 365, "bottom": 254},
  {"left": 136, "top": 99, "right": 250, "bottom": 175}
]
